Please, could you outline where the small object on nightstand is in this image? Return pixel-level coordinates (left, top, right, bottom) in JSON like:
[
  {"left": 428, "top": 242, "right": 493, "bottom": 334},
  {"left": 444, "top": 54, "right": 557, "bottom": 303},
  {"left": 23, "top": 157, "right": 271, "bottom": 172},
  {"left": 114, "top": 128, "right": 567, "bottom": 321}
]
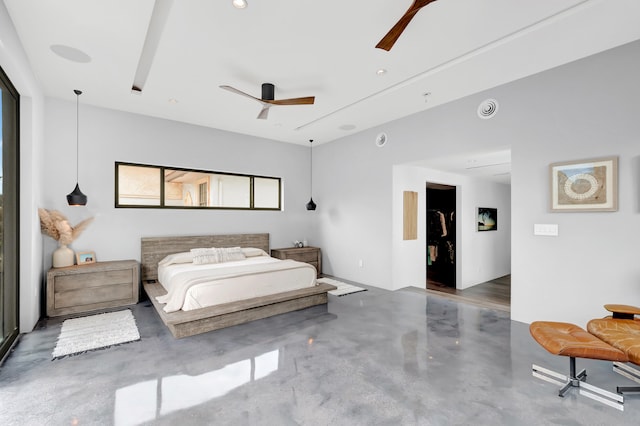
[
  {"left": 76, "top": 250, "right": 96, "bottom": 264},
  {"left": 271, "top": 246, "right": 322, "bottom": 278}
]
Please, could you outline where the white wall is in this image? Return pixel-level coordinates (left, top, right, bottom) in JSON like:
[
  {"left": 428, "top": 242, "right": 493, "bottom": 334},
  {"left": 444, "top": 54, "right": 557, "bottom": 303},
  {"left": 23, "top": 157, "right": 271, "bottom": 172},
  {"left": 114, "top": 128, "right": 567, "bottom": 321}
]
[
  {"left": 391, "top": 165, "right": 510, "bottom": 291},
  {"left": 1, "top": 2, "right": 45, "bottom": 333},
  {"left": 462, "top": 178, "right": 511, "bottom": 288},
  {"left": 313, "top": 92, "right": 516, "bottom": 290},
  {"left": 40, "top": 99, "right": 315, "bottom": 270},
  {"left": 316, "top": 40, "right": 640, "bottom": 326},
  {"left": 509, "top": 41, "right": 640, "bottom": 326},
  {"left": 312, "top": 135, "right": 394, "bottom": 288}
]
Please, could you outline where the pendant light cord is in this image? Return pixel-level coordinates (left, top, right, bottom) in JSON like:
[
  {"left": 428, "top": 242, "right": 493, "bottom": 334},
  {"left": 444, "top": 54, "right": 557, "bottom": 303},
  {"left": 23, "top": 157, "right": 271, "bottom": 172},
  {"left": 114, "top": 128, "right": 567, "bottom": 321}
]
[
  {"left": 76, "top": 91, "right": 79, "bottom": 182},
  {"left": 309, "top": 139, "right": 313, "bottom": 196},
  {"left": 73, "top": 90, "right": 83, "bottom": 183}
]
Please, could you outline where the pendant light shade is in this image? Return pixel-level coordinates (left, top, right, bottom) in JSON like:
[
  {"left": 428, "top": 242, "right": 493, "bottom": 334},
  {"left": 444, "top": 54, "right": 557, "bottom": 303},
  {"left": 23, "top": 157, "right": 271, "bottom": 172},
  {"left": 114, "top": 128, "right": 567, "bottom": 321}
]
[
  {"left": 66, "top": 183, "right": 87, "bottom": 206},
  {"left": 67, "top": 89, "right": 87, "bottom": 206},
  {"left": 306, "top": 139, "right": 317, "bottom": 210},
  {"left": 306, "top": 198, "right": 317, "bottom": 211}
]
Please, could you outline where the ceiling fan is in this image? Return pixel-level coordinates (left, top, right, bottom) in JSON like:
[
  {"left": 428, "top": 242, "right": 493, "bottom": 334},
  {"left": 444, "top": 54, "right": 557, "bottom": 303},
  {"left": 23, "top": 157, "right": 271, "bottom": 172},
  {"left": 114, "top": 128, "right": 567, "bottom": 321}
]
[
  {"left": 219, "top": 83, "right": 315, "bottom": 119},
  {"left": 376, "top": 0, "right": 438, "bottom": 51}
]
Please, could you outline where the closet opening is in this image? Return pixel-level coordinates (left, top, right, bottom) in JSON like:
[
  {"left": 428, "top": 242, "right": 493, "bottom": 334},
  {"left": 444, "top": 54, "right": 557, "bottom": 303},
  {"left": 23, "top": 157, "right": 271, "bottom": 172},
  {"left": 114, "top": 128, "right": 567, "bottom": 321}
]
[{"left": 426, "top": 183, "right": 456, "bottom": 290}]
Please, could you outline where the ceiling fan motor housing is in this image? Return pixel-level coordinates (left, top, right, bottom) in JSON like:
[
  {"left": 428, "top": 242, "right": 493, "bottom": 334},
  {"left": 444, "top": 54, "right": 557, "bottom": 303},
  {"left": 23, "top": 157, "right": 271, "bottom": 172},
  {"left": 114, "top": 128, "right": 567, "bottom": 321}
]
[{"left": 261, "top": 83, "right": 275, "bottom": 100}]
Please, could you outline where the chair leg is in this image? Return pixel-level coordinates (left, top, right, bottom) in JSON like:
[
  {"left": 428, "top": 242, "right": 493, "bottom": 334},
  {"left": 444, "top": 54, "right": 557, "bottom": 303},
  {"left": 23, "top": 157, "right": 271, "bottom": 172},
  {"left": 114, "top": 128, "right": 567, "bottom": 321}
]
[
  {"left": 617, "top": 386, "right": 640, "bottom": 394},
  {"left": 532, "top": 358, "right": 624, "bottom": 409},
  {"left": 557, "top": 357, "right": 587, "bottom": 397},
  {"left": 613, "top": 362, "right": 640, "bottom": 394}
]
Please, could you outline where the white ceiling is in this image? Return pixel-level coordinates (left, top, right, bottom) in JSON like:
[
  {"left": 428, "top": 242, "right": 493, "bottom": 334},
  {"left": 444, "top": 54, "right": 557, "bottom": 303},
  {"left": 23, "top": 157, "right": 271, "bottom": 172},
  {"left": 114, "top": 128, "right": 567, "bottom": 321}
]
[
  {"left": 413, "top": 148, "right": 512, "bottom": 184},
  {"left": 4, "top": 0, "right": 640, "bottom": 180}
]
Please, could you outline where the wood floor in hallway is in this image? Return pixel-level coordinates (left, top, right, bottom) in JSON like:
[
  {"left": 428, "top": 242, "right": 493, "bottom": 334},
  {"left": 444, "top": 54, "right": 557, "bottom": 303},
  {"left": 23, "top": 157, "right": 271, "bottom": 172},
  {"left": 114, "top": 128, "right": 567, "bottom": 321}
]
[{"left": 426, "top": 275, "right": 511, "bottom": 312}]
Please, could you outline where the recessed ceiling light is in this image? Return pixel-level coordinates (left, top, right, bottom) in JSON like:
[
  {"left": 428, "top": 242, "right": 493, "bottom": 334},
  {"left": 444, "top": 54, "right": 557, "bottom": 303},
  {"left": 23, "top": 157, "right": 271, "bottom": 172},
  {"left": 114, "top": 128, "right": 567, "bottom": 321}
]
[
  {"left": 50, "top": 44, "right": 91, "bottom": 63},
  {"left": 168, "top": 98, "right": 178, "bottom": 104},
  {"left": 232, "top": 0, "right": 248, "bottom": 9},
  {"left": 376, "top": 69, "right": 387, "bottom": 76}
]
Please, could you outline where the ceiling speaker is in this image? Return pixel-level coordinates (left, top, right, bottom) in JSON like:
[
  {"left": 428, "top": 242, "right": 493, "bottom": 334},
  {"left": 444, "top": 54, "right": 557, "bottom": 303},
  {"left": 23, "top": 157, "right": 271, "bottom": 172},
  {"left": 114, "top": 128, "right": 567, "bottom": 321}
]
[
  {"left": 477, "top": 99, "right": 499, "bottom": 119},
  {"left": 375, "top": 132, "right": 388, "bottom": 147}
]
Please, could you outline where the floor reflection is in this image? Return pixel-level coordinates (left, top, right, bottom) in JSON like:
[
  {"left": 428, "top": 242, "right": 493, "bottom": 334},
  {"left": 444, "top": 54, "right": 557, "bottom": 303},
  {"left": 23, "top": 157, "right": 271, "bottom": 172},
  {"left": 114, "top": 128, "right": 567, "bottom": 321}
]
[{"left": 114, "top": 349, "right": 280, "bottom": 426}]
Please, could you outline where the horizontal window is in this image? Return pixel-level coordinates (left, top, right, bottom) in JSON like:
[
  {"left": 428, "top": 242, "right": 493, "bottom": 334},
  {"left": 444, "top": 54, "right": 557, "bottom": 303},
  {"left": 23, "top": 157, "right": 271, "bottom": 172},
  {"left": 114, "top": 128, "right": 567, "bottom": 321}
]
[{"left": 115, "top": 162, "right": 281, "bottom": 210}]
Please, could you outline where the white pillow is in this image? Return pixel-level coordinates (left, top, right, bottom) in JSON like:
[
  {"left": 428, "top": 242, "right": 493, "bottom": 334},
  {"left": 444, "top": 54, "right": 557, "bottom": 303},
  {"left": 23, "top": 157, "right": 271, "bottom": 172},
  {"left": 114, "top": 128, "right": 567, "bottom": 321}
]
[
  {"left": 242, "top": 247, "right": 268, "bottom": 258},
  {"left": 191, "top": 247, "right": 246, "bottom": 265},
  {"left": 158, "top": 251, "right": 195, "bottom": 266}
]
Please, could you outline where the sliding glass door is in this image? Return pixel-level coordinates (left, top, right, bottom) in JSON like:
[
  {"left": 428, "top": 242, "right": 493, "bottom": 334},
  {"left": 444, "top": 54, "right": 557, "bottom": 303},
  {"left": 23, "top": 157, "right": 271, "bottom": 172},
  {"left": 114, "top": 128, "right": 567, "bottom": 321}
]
[{"left": 0, "top": 65, "right": 19, "bottom": 361}]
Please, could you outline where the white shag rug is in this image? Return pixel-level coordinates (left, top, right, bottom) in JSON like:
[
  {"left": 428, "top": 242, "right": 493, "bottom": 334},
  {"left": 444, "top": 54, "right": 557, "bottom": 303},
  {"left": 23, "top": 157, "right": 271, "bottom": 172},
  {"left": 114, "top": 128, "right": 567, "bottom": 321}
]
[
  {"left": 52, "top": 310, "right": 140, "bottom": 359},
  {"left": 319, "top": 277, "right": 367, "bottom": 297}
]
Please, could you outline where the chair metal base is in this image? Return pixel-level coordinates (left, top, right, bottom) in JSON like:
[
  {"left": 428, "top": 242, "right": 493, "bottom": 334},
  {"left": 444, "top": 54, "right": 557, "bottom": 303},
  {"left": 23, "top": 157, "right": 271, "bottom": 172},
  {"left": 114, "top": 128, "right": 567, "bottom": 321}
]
[
  {"left": 613, "top": 362, "right": 640, "bottom": 394},
  {"left": 532, "top": 358, "right": 624, "bottom": 410}
]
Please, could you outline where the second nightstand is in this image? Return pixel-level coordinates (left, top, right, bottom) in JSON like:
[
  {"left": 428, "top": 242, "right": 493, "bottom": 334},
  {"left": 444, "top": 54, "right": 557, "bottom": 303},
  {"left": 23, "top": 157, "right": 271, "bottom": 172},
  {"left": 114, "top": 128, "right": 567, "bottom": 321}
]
[{"left": 271, "top": 246, "right": 321, "bottom": 278}]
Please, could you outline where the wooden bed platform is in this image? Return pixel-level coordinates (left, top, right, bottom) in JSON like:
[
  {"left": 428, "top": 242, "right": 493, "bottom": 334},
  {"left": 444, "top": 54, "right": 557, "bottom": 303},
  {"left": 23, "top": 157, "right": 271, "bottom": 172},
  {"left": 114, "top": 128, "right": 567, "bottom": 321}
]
[{"left": 141, "top": 233, "right": 336, "bottom": 338}]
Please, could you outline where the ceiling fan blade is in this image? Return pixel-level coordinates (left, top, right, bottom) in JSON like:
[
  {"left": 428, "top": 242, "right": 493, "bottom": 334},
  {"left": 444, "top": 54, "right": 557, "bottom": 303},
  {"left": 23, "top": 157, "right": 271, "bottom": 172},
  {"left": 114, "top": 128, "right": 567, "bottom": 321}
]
[
  {"left": 219, "top": 85, "right": 261, "bottom": 102},
  {"left": 222, "top": 84, "right": 314, "bottom": 119},
  {"left": 376, "top": 0, "right": 438, "bottom": 51},
  {"left": 257, "top": 105, "right": 271, "bottom": 120},
  {"left": 267, "top": 96, "right": 315, "bottom": 106}
]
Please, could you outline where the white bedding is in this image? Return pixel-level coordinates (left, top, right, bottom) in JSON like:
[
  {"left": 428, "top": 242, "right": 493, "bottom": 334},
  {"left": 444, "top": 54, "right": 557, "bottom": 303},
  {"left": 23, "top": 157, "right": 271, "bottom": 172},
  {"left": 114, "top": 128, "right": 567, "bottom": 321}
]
[{"left": 156, "top": 256, "right": 317, "bottom": 313}]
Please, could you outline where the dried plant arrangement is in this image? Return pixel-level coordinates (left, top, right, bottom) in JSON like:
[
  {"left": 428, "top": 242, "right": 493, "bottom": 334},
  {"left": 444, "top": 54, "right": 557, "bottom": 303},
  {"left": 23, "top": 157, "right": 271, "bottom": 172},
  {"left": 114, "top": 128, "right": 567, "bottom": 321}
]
[{"left": 38, "top": 208, "right": 93, "bottom": 246}]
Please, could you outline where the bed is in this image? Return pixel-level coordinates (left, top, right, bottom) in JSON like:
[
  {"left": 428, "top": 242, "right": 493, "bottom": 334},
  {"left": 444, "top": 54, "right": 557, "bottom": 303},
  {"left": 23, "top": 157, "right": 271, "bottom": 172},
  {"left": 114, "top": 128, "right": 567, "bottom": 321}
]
[{"left": 141, "top": 233, "right": 336, "bottom": 338}]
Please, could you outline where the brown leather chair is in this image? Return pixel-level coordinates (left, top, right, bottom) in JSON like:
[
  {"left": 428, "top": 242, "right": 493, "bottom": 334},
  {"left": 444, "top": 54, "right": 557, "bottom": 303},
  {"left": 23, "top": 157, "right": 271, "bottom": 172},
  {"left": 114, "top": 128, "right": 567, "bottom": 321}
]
[
  {"left": 530, "top": 321, "right": 627, "bottom": 405},
  {"left": 587, "top": 305, "right": 640, "bottom": 394}
]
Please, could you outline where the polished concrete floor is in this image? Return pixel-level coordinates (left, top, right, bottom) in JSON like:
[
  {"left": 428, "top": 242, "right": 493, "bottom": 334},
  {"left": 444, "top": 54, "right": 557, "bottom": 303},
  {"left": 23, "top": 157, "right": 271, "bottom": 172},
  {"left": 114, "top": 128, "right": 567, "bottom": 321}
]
[{"left": 1, "top": 284, "right": 639, "bottom": 425}]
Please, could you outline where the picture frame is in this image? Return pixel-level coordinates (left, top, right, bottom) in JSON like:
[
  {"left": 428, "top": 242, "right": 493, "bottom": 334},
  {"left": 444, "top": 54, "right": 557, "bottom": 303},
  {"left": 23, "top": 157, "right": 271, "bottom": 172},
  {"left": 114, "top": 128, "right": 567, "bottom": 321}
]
[
  {"left": 550, "top": 156, "right": 618, "bottom": 212},
  {"left": 477, "top": 207, "right": 497, "bottom": 231},
  {"left": 76, "top": 251, "right": 96, "bottom": 265}
]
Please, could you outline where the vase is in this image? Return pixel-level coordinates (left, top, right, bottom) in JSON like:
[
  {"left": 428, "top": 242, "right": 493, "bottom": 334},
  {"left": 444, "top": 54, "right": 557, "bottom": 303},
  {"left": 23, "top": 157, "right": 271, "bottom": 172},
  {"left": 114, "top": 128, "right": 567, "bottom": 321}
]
[{"left": 53, "top": 244, "right": 75, "bottom": 268}]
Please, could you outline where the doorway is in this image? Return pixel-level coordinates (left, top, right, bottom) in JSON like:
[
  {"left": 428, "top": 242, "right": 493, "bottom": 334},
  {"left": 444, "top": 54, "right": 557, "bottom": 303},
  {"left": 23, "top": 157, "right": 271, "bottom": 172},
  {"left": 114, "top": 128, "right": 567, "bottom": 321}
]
[{"left": 426, "top": 183, "right": 456, "bottom": 289}]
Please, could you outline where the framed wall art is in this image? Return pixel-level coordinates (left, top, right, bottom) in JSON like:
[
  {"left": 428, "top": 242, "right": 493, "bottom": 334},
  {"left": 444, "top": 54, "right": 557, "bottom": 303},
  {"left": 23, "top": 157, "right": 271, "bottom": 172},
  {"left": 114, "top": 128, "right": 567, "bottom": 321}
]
[
  {"left": 477, "top": 207, "right": 497, "bottom": 231},
  {"left": 550, "top": 156, "right": 618, "bottom": 212},
  {"left": 76, "top": 251, "right": 96, "bottom": 265}
]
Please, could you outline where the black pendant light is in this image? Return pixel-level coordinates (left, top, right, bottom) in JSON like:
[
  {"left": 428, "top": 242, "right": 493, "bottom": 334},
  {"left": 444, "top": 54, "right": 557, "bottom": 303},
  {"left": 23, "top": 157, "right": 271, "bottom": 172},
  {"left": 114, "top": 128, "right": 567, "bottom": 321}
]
[
  {"left": 67, "top": 89, "right": 88, "bottom": 206},
  {"left": 305, "top": 139, "right": 317, "bottom": 211}
]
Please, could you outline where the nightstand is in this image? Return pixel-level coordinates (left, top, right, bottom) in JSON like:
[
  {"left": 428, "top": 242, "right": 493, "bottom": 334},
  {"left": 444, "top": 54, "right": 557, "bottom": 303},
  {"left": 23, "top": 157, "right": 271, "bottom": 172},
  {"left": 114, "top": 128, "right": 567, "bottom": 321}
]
[
  {"left": 271, "top": 246, "right": 322, "bottom": 278},
  {"left": 46, "top": 260, "right": 139, "bottom": 317}
]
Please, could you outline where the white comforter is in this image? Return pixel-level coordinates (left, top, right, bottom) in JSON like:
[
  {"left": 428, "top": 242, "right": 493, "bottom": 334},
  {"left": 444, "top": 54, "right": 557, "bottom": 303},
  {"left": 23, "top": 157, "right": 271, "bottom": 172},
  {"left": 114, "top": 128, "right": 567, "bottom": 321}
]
[{"left": 157, "top": 256, "right": 316, "bottom": 313}]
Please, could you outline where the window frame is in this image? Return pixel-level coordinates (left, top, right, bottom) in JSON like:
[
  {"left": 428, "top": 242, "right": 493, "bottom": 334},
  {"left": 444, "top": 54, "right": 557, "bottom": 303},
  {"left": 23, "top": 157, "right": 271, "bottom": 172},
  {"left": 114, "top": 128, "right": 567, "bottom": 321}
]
[
  {"left": 0, "top": 64, "right": 20, "bottom": 361},
  {"left": 114, "top": 161, "right": 282, "bottom": 211}
]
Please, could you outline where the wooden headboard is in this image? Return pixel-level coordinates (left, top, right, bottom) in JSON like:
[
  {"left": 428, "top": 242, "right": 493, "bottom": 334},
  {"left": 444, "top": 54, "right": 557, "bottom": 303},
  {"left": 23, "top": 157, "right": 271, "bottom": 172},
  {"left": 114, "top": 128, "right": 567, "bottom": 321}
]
[{"left": 140, "top": 233, "right": 269, "bottom": 281}]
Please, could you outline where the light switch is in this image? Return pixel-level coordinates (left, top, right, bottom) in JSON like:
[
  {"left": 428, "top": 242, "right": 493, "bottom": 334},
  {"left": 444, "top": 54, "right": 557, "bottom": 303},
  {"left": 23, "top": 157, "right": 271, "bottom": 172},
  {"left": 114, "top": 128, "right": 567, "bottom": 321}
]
[{"left": 534, "top": 224, "right": 559, "bottom": 236}]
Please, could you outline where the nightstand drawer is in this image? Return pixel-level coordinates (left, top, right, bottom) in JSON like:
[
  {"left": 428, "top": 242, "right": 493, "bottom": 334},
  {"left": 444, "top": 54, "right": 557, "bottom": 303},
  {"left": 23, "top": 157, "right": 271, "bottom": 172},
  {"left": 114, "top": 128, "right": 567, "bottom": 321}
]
[
  {"left": 55, "top": 269, "right": 133, "bottom": 292},
  {"left": 292, "top": 251, "right": 320, "bottom": 263},
  {"left": 55, "top": 283, "right": 133, "bottom": 309}
]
